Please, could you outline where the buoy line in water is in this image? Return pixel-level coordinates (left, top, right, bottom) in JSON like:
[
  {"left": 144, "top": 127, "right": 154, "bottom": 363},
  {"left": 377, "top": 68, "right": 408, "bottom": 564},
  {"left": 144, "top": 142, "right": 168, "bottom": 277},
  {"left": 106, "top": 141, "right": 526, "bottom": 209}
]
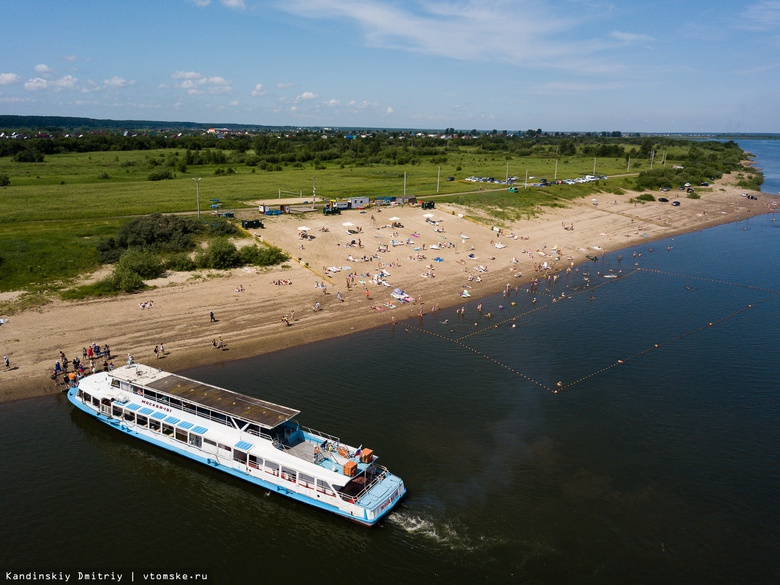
[
  {"left": 558, "top": 293, "right": 778, "bottom": 391},
  {"left": 636, "top": 267, "right": 780, "bottom": 294},
  {"left": 402, "top": 266, "right": 778, "bottom": 394}
]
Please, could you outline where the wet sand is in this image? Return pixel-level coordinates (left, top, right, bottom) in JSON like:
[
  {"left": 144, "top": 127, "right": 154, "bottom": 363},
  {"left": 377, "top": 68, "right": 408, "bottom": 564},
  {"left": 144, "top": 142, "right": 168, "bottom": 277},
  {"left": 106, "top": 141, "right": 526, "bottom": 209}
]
[{"left": 0, "top": 175, "right": 773, "bottom": 403}]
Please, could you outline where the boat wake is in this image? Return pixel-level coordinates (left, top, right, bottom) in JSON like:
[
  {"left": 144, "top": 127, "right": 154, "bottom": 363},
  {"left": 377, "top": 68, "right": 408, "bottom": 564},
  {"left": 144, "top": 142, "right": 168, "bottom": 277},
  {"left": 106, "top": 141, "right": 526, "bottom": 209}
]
[{"left": 387, "top": 511, "right": 486, "bottom": 551}]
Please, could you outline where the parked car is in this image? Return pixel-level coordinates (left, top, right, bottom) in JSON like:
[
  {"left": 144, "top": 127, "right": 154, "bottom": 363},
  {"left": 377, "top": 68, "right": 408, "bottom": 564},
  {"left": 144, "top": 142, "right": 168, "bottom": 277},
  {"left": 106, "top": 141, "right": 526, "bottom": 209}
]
[
  {"left": 658, "top": 197, "right": 669, "bottom": 202},
  {"left": 671, "top": 201, "right": 681, "bottom": 206}
]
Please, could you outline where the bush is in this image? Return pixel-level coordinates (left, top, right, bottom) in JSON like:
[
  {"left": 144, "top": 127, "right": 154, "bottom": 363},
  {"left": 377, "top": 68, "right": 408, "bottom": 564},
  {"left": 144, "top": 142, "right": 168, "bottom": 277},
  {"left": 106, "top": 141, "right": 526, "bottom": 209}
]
[
  {"left": 635, "top": 193, "right": 655, "bottom": 202},
  {"left": 0, "top": 174, "right": 10, "bottom": 187},
  {"left": 148, "top": 167, "right": 174, "bottom": 181},
  {"left": 198, "top": 238, "right": 240, "bottom": 269},
  {"left": 114, "top": 213, "right": 201, "bottom": 253},
  {"left": 240, "top": 243, "right": 290, "bottom": 266},
  {"left": 165, "top": 252, "right": 196, "bottom": 271},
  {"left": 117, "top": 248, "right": 165, "bottom": 279}
]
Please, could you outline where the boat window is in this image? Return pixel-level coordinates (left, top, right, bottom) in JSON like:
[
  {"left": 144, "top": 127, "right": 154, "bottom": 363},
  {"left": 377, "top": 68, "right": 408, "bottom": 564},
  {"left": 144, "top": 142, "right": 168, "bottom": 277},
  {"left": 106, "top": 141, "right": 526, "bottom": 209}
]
[
  {"left": 112, "top": 405, "right": 123, "bottom": 417},
  {"left": 123, "top": 410, "right": 135, "bottom": 422},
  {"left": 189, "top": 434, "right": 202, "bottom": 448},
  {"left": 136, "top": 415, "right": 148, "bottom": 427},
  {"left": 162, "top": 424, "right": 174, "bottom": 436},
  {"left": 169, "top": 397, "right": 182, "bottom": 409},
  {"left": 233, "top": 450, "right": 248, "bottom": 464},
  {"left": 82, "top": 392, "right": 91, "bottom": 402},
  {"left": 132, "top": 385, "right": 143, "bottom": 396},
  {"left": 111, "top": 379, "right": 120, "bottom": 388},
  {"left": 182, "top": 401, "right": 196, "bottom": 414},
  {"left": 204, "top": 438, "right": 216, "bottom": 446},
  {"left": 281, "top": 467, "right": 297, "bottom": 483},
  {"left": 175, "top": 428, "right": 187, "bottom": 442},
  {"left": 265, "top": 461, "right": 279, "bottom": 476},
  {"left": 218, "top": 443, "right": 232, "bottom": 452},
  {"left": 144, "top": 390, "right": 158, "bottom": 402},
  {"left": 248, "top": 455, "right": 262, "bottom": 469},
  {"left": 92, "top": 397, "right": 100, "bottom": 408},
  {"left": 149, "top": 419, "right": 161, "bottom": 432},
  {"left": 316, "top": 480, "right": 335, "bottom": 496},
  {"left": 299, "top": 473, "right": 314, "bottom": 489}
]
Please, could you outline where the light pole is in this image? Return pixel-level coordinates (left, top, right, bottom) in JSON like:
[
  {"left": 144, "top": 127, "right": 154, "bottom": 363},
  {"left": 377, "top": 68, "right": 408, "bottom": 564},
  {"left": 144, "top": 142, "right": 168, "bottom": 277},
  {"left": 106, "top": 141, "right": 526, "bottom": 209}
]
[{"left": 192, "top": 177, "right": 201, "bottom": 218}]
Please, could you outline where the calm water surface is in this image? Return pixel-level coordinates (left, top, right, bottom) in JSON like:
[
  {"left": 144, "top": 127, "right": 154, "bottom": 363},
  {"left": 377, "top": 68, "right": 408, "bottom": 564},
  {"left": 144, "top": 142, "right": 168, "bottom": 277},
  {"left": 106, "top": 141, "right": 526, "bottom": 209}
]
[{"left": 1, "top": 141, "right": 778, "bottom": 584}]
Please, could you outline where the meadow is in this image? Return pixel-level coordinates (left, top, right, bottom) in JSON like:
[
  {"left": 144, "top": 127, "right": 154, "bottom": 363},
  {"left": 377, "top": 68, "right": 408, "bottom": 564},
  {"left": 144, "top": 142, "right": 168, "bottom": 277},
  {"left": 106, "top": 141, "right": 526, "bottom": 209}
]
[{"left": 0, "top": 143, "right": 688, "bottom": 297}]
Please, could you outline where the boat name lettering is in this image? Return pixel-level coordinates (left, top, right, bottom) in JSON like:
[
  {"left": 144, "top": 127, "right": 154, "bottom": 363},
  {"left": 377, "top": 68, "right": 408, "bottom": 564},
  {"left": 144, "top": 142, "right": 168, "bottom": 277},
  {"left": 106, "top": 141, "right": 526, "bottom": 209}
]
[{"left": 141, "top": 398, "right": 171, "bottom": 412}]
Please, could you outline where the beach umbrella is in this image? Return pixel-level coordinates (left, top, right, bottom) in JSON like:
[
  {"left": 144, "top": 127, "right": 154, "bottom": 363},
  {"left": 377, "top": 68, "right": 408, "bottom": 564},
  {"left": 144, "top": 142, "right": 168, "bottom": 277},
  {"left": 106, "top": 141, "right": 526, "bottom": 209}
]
[
  {"left": 342, "top": 222, "right": 354, "bottom": 227},
  {"left": 298, "top": 226, "right": 311, "bottom": 231}
]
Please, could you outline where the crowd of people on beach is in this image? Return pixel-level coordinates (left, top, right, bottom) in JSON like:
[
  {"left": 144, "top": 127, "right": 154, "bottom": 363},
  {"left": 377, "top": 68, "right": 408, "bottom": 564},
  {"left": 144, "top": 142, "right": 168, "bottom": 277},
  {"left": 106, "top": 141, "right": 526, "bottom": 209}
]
[{"left": 52, "top": 344, "right": 114, "bottom": 388}]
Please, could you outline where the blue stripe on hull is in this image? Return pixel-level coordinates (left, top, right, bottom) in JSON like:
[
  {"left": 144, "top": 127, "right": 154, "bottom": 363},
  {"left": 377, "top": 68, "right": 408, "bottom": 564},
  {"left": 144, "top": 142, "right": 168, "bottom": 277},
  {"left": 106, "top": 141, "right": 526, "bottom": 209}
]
[{"left": 67, "top": 389, "right": 404, "bottom": 525}]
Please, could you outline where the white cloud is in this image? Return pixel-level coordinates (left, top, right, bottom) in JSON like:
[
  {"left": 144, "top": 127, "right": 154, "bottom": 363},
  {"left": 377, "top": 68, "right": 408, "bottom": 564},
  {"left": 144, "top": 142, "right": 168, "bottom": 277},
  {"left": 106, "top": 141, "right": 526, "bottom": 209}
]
[
  {"left": 325, "top": 98, "right": 340, "bottom": 106},
  {"left": 740, "top": 0, "right": 780, "bottom": 31},
  {"left": 229, "top": 100, "right": 239, "bottom": 106},
  {"left": 280, "top": 0, "right": 614, "bottom": 73},
  {"left": 384, "top": 106, "right": 394, "bottom": 116},
  {"left": 52, "top": 75, "right": 78, "bottom": 90},
  {"left": 251, "top": 83, "right": 266, "bottom": 96},
  {"left": 297, "top": 91, "right": 317, "bottom": 100},
  {"left": 189, "top": 0, "right": 211, "bottom": 6},
  {"left": 220, "top": 0, "right": 245, "bottom": 8},
  {"left": 277, "top": 82, "right": 295, "bottom": 89},
  {"left": 104, "top": 76, "right": 130, "bottom": 88},
  {"left": 24, "top": 78, "right": 49, "bottom": 91},
  {"left": 162, "top": 71, "right": 232, "bottom": 95},
  {"left": 34, "top": 64, "right": 51, "bottom": 74},
  {"left": 0, "top": 73, "right": 20, "bottom": 85},
  {"left": 610, "top": 31, "right": 654, "bottom": 44}
]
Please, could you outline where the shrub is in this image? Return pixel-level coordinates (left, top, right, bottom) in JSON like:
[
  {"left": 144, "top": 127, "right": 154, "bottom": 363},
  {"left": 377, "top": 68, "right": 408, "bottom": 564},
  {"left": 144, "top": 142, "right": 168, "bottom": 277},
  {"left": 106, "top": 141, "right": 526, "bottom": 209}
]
[
  {"left": 148, "top": 167, "right": 174, "bottom": 181},
  {"left": 199, "top": 238, "right": 240, "bottom": 269},
  {"left": 635, "top": 193, "right": 655, "bottom": 202},
  {"left": 165, "top": 252, "right": 196, "bottom": 271},
  {"left": 240, "top": 243, "right": 290, "bottom": 266},
  {"left": 117, "top": 248, "right": 165, "bottom": 279},
  {"left": 0, "top": 174, "right": 10, "bottom": 187}
]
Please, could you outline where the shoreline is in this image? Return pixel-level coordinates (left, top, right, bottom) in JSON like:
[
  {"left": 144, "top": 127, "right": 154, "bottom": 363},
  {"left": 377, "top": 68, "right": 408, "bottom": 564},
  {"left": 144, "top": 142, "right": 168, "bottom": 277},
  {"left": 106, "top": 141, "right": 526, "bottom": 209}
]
[{"left": 1, "top": 176, "right": 774, "bottom": 404}]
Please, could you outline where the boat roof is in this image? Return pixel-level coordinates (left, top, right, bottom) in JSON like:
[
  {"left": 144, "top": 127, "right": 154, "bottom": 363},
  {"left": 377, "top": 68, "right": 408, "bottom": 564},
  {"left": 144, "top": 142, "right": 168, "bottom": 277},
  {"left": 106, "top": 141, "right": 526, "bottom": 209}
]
[{"left": 111, "top": 365, "right": 299, "bottom": 430}]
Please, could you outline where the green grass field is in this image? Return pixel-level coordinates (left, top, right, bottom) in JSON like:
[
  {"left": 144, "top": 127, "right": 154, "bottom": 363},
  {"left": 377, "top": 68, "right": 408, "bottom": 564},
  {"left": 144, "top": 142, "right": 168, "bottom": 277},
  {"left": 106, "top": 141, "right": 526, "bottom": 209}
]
[{"left": 0, "top": 147, "right": 666, "bottom": 296}]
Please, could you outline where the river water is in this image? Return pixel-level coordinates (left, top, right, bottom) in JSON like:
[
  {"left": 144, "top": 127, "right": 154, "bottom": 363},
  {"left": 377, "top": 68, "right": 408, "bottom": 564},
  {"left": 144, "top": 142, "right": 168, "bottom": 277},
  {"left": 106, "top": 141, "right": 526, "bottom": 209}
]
[{"left": 1, "top": 141, "right": 778, "bottom": 584}]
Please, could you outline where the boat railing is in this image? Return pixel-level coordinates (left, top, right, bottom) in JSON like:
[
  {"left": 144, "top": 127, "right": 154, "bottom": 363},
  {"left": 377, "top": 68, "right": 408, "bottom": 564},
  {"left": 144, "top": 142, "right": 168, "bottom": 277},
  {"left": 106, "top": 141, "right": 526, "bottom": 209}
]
[
  {"left": 300, "top": 425, "right": 340, "bottom": 445},
  {"left": 337, "top": 466, "right": 391, "bottom": 503}
]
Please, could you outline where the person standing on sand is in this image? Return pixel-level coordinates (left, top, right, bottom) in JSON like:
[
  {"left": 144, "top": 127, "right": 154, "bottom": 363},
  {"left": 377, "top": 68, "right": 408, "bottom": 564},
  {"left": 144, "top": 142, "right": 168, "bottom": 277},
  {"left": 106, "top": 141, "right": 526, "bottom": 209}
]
[
  {"left": 210, "top": 310, "right": 216, "bottom": 322},
  {"left": 4, "top": 355, "right": 9, "bottom": 369}
]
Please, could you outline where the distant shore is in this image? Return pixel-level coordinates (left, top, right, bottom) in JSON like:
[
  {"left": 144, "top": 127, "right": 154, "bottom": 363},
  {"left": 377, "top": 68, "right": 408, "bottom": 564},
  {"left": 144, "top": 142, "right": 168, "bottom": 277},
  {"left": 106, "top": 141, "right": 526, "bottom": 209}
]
[{"left": 0, "top": 174, "right": 774, "bottom": 404}]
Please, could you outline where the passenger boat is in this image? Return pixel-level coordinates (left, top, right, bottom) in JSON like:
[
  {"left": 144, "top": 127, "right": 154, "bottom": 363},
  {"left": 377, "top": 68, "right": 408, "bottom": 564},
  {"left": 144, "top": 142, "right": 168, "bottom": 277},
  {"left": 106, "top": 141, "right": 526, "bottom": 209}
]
[{"left": 67, "top": 363, "right": 406, "bottom": 525}]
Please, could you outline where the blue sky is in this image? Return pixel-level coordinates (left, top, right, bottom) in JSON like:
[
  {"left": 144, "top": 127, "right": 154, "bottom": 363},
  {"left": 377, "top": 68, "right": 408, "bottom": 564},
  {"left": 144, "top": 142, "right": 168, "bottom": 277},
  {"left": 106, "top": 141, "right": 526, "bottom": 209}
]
[{"left": 1, "top": 0, "right": 778, "bottom": 132}]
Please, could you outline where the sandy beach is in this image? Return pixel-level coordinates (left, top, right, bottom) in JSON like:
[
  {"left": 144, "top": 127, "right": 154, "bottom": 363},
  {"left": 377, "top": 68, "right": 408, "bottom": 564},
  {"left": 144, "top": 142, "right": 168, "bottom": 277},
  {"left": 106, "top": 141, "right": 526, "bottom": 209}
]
[{"left": 0, "top": 175, "right": 773, "bottom": 403}]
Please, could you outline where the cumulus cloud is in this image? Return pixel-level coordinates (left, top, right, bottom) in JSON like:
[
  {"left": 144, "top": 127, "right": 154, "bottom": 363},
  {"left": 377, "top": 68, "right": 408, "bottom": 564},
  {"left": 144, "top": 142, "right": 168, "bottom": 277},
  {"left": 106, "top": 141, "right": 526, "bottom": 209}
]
[
  {"left": 220, "top": 0, "right": 245, "bottom": 8},
  {"left": 34, "top": 64, "right": 52, "bottom": 73},
  {"left": 277, "top": 82, "right": 295, "bottom": 89},
  {"left": 24, "top": 78, "right": 49, "bottom": 91},
  {"left": 162, "top": 70, "right": 232, "bottom": 95},
  {"left": 0, "top": 73, "right": 20, "bottom": 85},
  {"left": 104, "top": 76, "right": 131, "bottom": 88},
  {"left": 297, "top": 91, "right": 317, "bottom": 100},
  {"left": 251, "top": 83, "right": 266, "bottom": 96}
]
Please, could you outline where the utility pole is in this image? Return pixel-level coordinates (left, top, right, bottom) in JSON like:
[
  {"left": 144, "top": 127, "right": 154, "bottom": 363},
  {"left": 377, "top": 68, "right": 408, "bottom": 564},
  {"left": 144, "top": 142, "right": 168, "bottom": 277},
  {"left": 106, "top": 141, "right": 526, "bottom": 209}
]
[{"left": 192, "top": 177, "right": 201, "bottom": 218}]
